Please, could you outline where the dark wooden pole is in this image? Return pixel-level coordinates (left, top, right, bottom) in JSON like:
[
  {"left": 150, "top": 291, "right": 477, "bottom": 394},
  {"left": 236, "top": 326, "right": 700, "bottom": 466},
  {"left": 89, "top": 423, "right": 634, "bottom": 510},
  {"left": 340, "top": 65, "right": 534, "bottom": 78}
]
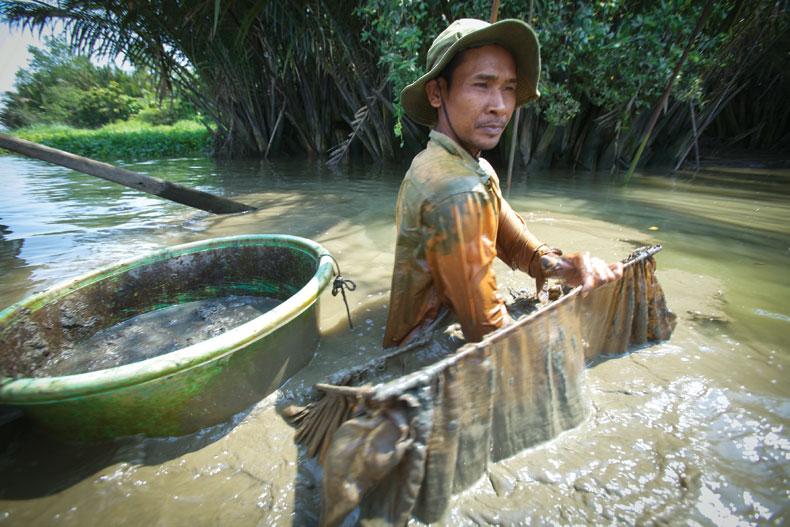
[{"left": 0, "top": 133, "right": 256, "bottom": 214}]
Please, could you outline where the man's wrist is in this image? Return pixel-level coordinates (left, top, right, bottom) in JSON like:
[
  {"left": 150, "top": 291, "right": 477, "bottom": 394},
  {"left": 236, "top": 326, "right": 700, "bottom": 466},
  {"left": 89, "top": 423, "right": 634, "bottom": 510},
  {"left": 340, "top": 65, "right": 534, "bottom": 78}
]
[{"left": 528, "top": 244, "right": 562, "bottom": 278}]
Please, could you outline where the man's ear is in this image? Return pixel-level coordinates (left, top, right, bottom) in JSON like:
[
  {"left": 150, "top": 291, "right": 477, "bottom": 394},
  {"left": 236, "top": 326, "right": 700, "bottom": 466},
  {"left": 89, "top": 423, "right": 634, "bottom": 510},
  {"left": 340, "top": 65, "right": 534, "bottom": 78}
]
[{"left": 425, "top": 78, "right": 444, "bottom": 109}]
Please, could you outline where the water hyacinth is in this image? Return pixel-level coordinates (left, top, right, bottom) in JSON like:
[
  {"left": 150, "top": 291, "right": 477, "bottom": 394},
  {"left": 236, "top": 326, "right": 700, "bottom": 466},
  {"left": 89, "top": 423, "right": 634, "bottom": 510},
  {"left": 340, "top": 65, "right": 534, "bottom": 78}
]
[{"left": 8, "top": 120, "right": 212, "bottom": 159}]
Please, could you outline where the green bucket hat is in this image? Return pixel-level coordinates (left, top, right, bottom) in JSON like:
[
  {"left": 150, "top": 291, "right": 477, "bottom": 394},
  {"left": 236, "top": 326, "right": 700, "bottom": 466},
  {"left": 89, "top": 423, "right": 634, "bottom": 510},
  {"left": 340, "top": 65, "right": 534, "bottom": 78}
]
[{"left": 400, "top": 18, "right": 541, "bottom": 127}]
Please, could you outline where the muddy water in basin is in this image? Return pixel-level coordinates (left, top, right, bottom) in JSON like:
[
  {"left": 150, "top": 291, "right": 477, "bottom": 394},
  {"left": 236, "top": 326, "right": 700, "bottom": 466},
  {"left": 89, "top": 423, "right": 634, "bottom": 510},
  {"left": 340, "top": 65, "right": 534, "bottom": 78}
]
[{"left": 35, "top": 296, "right": 283, "bottom": 377}]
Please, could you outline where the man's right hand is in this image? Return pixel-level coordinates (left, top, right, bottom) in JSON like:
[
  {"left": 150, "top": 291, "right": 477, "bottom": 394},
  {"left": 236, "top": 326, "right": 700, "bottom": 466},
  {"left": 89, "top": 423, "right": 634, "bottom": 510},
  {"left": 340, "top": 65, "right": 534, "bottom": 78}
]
[{"left": 539, "top": 251, "right": 623, "bottom": 296}]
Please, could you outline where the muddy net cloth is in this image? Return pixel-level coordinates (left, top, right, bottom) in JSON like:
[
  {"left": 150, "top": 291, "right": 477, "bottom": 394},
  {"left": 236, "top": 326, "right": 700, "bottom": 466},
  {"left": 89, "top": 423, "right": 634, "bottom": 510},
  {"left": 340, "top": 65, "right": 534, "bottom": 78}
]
[{"left": 284, "top": 245, "right": 676, "bottom": 526}]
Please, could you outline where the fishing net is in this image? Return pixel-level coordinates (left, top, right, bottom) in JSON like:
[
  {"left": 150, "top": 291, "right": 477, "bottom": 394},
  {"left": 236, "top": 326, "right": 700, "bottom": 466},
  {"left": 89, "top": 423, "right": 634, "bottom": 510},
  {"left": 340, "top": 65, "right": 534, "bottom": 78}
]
[{"left": 283, "top": 245, "right": 675, "bottom": 526}]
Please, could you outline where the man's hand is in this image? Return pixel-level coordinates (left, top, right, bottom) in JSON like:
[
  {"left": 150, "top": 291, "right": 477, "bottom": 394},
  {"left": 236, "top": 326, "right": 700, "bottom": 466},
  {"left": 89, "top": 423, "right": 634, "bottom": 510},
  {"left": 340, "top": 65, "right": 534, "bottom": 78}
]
[{"left": 539, "top": 251, "right": 623, "bottom": 295}]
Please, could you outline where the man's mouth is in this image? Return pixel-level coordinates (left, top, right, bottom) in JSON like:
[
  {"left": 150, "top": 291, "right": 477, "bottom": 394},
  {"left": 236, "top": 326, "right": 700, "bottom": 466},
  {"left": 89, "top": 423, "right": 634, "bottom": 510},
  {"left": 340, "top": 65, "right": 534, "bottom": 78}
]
[{"left": 478, "top": 122, "right": 506, "bottom": 134}]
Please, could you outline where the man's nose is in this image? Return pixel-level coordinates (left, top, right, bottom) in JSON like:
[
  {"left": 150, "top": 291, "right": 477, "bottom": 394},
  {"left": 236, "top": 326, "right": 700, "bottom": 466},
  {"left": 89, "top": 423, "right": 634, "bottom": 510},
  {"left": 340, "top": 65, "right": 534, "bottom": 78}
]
[{"left": 487, "top": 89, "right": 508, "bottom": 114}]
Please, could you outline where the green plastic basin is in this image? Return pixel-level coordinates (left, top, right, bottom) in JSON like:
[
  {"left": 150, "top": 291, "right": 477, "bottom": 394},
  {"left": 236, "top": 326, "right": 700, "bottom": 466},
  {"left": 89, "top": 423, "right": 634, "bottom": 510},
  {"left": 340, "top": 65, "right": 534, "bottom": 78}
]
[{"left": 0, "top": 234, "right": 334, "bottom": 441}]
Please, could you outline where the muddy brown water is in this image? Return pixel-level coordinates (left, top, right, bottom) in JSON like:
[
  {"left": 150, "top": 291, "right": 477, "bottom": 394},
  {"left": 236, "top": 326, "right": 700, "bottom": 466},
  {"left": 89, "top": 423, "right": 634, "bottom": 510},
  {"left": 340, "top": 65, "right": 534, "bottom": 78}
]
[
  {"left": 0, "top": 155, "right": 787, "bottom": 526},
  {"left": 34, "top": 295, "right": 283, "bottom": 377}
]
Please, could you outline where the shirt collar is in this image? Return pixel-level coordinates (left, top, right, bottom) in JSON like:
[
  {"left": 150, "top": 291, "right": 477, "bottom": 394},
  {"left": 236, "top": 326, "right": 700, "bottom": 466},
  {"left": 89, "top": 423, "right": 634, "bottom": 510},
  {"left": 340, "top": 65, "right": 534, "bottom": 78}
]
[{"left": 429, "top": 130, "right": 491, "bottom": 183}]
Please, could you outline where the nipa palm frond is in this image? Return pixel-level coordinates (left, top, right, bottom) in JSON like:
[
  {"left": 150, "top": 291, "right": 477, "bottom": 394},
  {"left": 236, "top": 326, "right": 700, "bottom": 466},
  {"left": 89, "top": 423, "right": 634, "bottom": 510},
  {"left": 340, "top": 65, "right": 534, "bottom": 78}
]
[{"left": 326, "top": 101, "right": 370, "bottom": 165}]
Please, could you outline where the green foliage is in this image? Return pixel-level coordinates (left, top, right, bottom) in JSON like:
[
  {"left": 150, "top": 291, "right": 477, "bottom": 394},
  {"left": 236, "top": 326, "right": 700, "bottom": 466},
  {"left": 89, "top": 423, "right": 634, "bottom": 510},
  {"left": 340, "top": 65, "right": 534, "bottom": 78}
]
[
  {"left": 0, "top": 35, "right": 143, "bottom": 128},
  {"left": 75, "top": 81, "right": 142, "bottom": 127},
  {"left": 135, "top": 99, "right": 197, "bottom": 126},
  {"left": 538, "top": 0, "right": 729, "bottom": 117},
  {"left": 356, "top": 0, "right": 732, "bottom": 131},
  {"left": 2, "top": 0, "right": 785, "bottom": 164},
  {"left": 538, "top": 79, "right": 580, "bottom": 126},
  {"left": 9, "top": 120, "right": 211, "bottom": 158},
  {"left": 356, "top": 0, "right": 433, "bottom": 137},
  {"left": 1, "top": 34, "right": 192, "bottom": 131},
  {"left": 0, "top": 0, "right": 402, "bottom": 158}
]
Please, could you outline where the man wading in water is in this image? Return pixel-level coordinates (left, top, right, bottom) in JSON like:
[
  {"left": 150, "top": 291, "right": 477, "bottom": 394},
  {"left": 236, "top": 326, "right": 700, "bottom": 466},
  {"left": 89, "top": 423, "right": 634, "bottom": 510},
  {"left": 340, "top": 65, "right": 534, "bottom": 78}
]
[{"left": 384, "top": 18, "right": 623, "bottom": 348}]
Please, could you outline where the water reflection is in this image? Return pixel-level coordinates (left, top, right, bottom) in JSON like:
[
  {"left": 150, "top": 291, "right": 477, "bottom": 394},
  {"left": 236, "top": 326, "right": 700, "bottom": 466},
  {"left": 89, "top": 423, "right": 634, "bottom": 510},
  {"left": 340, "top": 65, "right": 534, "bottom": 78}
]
[
  {"left": 0, "top": 154, "right": 787, "bottom": 526},
  {"left": 0, "top": 409, "right": 245, "bottom": 500}
]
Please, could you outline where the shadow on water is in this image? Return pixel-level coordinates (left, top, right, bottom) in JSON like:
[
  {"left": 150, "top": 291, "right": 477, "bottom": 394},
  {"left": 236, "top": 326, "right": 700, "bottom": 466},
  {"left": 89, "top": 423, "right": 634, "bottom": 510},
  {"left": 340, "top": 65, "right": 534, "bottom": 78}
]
[
  {"left": 0, "top": 225, "right": 35, "bottom": 305},
  {"left": 0, "top": 404, "right": 253, "bottom": 500},
  {"left": 0, "top": 225, "right": 22, "bottom": 265}
]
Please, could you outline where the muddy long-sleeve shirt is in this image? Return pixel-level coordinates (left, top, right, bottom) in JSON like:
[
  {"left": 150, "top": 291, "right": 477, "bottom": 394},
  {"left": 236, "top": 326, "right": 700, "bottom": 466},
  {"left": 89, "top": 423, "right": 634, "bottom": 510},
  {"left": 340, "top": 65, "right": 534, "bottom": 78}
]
[{"left": 383, "top": 131, "right": 551, "bottom": 348}]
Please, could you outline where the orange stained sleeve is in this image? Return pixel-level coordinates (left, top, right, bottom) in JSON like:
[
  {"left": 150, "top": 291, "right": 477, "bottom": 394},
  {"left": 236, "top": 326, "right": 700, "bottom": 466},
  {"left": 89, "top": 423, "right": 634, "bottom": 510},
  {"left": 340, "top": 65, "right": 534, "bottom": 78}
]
[
  {"left": 496, "top": 198, "right": 549, "bottom": 278},
  {"left": 423, "top": 191, "right": 509, "bottom": 342}
]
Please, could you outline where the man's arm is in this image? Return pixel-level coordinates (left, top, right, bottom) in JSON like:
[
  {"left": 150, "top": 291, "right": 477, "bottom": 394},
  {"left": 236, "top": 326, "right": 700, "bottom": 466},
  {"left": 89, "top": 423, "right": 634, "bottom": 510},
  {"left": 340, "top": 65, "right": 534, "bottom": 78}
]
[
  {"left": 497, "top": 197, "right": 622, "bottom": 294},
  {"left": 496, "top": 199, "right": 560, "bottom": 291},
  {"left": 423, "top": 191, "right": 509, "bottom": 342}
]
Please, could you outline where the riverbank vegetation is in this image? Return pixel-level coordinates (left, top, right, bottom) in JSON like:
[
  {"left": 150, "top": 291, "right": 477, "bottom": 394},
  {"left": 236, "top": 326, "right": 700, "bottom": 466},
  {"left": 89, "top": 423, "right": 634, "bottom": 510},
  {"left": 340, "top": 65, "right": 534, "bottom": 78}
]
[
  {"left": 0, "top": 36, "right": 198, "bottom": 129},
  {"left": 0, "top": 34, "right": 210, "bottom": 157},
  {"left": 11, "top": 120, "right": 210, "bottom": 158},
  {"left": 1, "top": 0, "right": 787, "bottom": 171}
]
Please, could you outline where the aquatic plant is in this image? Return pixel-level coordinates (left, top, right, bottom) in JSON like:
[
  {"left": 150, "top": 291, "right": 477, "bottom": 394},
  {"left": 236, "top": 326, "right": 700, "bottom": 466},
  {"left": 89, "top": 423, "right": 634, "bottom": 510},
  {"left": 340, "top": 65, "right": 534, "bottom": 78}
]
[{"left": 9, "top": 120, "right": 211, "bottom": 159}]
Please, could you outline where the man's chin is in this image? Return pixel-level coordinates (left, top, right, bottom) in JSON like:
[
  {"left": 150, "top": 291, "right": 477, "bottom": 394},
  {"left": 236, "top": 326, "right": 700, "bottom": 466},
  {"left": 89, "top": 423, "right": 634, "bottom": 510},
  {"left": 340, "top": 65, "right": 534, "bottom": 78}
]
[
  {"left": 475, "top": 138, "right": 503, "bottom": 152},
  {"left": 472, "top": 130, "right": 505, "bottom": 152}
]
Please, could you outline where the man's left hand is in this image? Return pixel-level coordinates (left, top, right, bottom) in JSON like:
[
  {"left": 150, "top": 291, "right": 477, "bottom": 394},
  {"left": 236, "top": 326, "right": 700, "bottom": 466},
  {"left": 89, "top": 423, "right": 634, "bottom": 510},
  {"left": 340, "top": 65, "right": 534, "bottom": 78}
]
[{"left": 540, "top": 251, "right": 624, "bottom": 295}]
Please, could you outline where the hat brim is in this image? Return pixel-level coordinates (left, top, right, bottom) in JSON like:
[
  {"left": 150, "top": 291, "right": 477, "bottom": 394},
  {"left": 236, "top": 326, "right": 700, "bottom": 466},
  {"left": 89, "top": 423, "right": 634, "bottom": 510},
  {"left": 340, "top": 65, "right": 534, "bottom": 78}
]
[{"left": 400, "top": 19, "right": 541, "bottom": 127}]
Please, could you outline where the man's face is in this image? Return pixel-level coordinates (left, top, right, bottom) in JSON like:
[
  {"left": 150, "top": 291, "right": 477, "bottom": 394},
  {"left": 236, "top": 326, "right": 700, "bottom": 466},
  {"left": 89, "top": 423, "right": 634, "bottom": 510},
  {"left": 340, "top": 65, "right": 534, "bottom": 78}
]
[{"left": 429, "top": 44, "right": 517, "bottom": 153}]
